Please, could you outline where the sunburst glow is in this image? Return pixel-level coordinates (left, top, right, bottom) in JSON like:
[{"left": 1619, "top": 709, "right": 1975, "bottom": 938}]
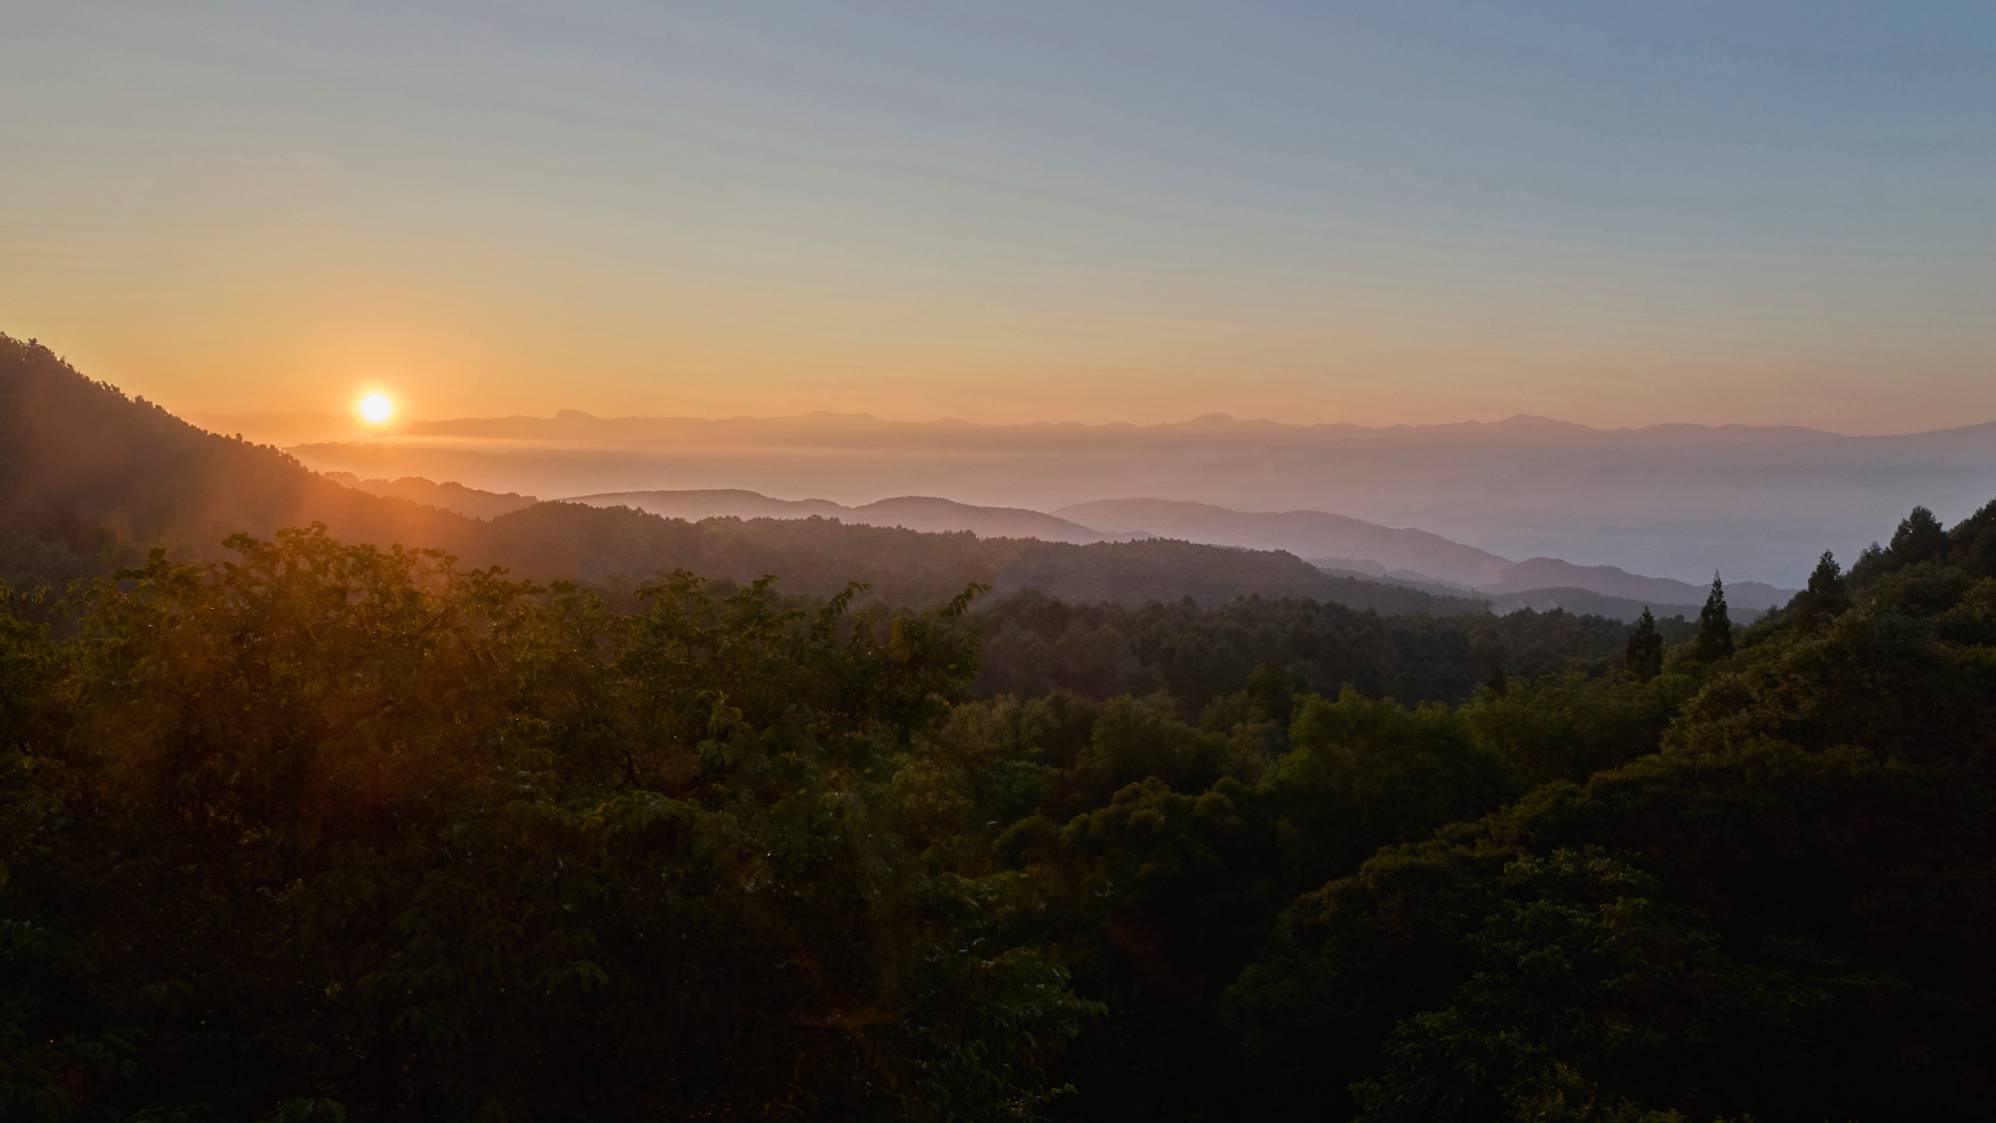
[{"left": 357, "top": 393, "right": 394, "bottom": 425}]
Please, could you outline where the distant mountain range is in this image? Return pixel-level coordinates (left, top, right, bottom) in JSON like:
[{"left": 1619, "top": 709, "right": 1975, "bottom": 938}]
[
  {"left": 286, "top": 407, "right": 1996, "bottom": 587},
  {"left": 0, "top": 336, "right": 1465, "bottom": 615},
  {"left": 557, "top": 488, "right": 1796, "bottom": 616},
  {"left": 1059, "top": 498, "right": 1793, "bottom": 612},
  {"left": 1062, "top": 498, "right": 1512, "bottom": 587},
  {"left": 321, "top": 474, "right": 1789, "bottom": 620}
]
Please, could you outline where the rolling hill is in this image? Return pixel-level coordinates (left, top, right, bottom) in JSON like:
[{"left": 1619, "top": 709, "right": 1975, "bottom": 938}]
[
  {"left": 323, "top": 473, "right": 540, "bottom": 520},
  {"left": 573, "top": 490, "right": 1126, "bottom": 544}
]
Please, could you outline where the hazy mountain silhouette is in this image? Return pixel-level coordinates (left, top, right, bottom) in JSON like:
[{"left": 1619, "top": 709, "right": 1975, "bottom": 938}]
[
  {"left": 576, "top": 490, "right": 1130, "bottom": 544},
  {"left": 0, "top": 335, "right": 1464, "bottom": 614},
  {"left": 324, "top": 473, "right": 539, "bottom": 520},
  {"left": 572, "top": 490, "right": 1782, "bottom": 617},
  {"left": 1061, "top": 498, "right": 1515, "bottom": 587},
  {"left": 1483, "top": 556, "right": 1790, "bottom": 611},
  {"left": 488, "top": 501, "right": 1459, "bottom": 612},
  {"left": 1063, "top": 499, "right": 1792, "bottom": 610},
  {"left": 290, "top": 408, "right": 1996, "bottom": 586}
]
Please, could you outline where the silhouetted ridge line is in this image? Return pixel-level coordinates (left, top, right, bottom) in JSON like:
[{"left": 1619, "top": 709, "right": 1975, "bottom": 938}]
[{"left": 0, "top": 334, "right": 1468, "bottom": 613}]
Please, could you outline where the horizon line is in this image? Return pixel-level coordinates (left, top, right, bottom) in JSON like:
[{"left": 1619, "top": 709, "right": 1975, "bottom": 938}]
[{"left": 189, "top": 406, "right": 1996, "bottom": 443}]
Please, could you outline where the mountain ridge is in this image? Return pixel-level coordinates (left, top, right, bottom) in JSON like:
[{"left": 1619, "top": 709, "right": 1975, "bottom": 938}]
[
  {"left": 326, "top": 474, "right": 1797, "bottom": 613},
  {"left": 574, "top": 490, "right": 1130, "bottom": 545},
  {"left": 1062, "top": 498, "right": 1794, "bottom": 610},
  {"left": 0, "top": 335, "right": 1463, "bottom": 615}
]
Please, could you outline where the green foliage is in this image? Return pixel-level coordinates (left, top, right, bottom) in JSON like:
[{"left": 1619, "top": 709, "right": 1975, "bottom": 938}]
[
  {"left": 0, "top": 531, "right": 98, "bottom": 596},
  {"left": 1462, "top": 670, "right": 1689, "bottom": 788},
  {"left": 973, "top": 591, "right": 1652, "bottom": 711},
  {"left": 1350, "top": 849, "right": 1808, "bottom": 1123},
  {"left": 0, "top": 528, "right": 1093, "bottom": 1121},
  {"left": 1069, "top": 696, "right": 1229, "bottom": 808},
  {"left": 1261, "top": 691, "right": 1515, "bottom": 891}
]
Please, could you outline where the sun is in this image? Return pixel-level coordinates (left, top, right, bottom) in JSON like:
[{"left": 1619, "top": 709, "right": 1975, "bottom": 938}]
[{"left": 357, "top": 393, "right": 395, "bottom": 425}]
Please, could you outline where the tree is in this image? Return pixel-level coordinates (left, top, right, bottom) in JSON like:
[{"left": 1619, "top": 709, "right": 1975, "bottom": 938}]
[
  {"left": 1793, "top": 551, "right": 1849, "bottom": 628},
  {"left": 1889, "top": 505, "right": 1950, "bottom": 567},
  {"left": 1693, "top": 574, "right": 1733, "bottom": 662},
  {"left": 1623, "top": 608, "right": 1664, "bottom": 681}
]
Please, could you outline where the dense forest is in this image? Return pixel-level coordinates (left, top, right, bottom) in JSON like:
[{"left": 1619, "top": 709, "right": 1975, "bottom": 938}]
[
  {"left": 5, "top": 485, "right": 1995, "bottom": 1119},
  {"left": 969, "top": 591, "right": 1678, "bottom": 709}
]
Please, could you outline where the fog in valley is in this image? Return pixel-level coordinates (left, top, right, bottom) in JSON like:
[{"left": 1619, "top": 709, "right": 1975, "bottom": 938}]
[{"left": 272, "top": 408, "right": 1996, "bottom": 588}]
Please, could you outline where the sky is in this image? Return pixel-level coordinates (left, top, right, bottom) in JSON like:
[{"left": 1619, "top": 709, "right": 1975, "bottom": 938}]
[{"left": 4, "top": 1, "right": 1994, "bottom": 432}]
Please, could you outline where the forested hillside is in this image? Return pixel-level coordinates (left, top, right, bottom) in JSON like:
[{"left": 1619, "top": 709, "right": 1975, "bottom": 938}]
[
  {"left": 0, "top": 339, "right": 486, "bottom": 559},
  {"left": 4, "top": 487, "right": 1994, "bottom": 1119}
]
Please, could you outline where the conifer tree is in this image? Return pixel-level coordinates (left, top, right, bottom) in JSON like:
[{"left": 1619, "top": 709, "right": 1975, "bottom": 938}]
[
  {"left": 1624, "top": 607, "right": 1664, "bottom": 680},
  {"left": 1795, "top": 550, "right": 1849, "bottom": 627},
  {"left": 1694, "top": 574, "right": 1734, "bottom": 662}
]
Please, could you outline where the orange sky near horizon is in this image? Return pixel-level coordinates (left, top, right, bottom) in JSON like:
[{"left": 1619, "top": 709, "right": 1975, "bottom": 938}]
[{"left": 43, "top": 306, "right": 1990, "bottom": 438}]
